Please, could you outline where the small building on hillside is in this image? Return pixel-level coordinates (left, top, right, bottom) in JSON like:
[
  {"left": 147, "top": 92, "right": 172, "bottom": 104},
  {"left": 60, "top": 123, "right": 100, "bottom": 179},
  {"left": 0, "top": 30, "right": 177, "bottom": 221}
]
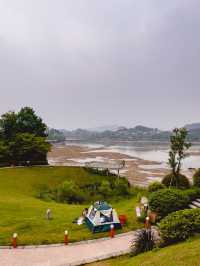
[{"left": 85, "top": 201, "right": 122, "bottom": 233}]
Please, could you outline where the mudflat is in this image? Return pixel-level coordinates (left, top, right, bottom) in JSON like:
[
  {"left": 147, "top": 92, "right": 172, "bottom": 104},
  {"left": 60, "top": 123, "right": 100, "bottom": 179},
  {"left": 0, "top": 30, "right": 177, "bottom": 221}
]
[{"left": 48, "top": 144, "right": 168, "bottom": 186}]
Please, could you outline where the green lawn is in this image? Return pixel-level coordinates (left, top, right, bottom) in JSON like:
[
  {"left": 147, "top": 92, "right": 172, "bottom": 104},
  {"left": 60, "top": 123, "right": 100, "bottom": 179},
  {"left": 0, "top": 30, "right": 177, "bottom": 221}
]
[
  {"left": 89, "top": 236, "right": 200, "bottom": 266},
  {"left": 0, "top": 166, "right": 141, "bottom": 245}
]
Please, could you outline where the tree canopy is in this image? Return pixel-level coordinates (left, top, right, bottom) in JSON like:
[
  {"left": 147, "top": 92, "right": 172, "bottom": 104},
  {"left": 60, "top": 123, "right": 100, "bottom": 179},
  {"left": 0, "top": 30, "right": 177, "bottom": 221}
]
[
  {"left": 0, "top": 107, "right": 51, "bottom": 166},
  {"left": 166, "top": 128, "right": 191, "bottom": 188},
  {"left": 168, "top": 128, "right": 191, "bottom": 177}
]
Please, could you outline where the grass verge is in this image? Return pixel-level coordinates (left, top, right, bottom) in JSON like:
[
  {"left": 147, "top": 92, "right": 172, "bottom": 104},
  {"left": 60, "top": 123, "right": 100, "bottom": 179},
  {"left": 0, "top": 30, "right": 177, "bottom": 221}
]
[
  {"left": 0, "top": 166, "right": 141, "bottom": 245},
  {"left": 89, "top": 236, "right": 200, "bottom": 266}
]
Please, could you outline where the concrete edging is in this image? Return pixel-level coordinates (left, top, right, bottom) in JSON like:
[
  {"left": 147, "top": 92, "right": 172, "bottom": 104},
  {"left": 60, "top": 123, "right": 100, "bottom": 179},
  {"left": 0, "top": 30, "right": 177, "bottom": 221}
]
[{"left": 60, "top": 249, "right": 131, "bottom": 266}]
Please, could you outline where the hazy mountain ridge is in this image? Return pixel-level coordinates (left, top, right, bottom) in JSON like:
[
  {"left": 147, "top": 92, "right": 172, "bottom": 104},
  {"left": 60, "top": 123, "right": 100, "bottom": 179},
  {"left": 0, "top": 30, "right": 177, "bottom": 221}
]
[
  {"left": 59, "top": 123, "right": 200, "bottom": 142},
  {"left": 183, "top": 123, "right": 200, "bottom": 141},
  {"left": 60, "top": 125, "right": 170, "bottom": 141},
  {"left": 86, "top": 125, "right": 123, "bottom": 132},
  {"left": 184, "top": 123, "right": 200, "bottom": 130}
]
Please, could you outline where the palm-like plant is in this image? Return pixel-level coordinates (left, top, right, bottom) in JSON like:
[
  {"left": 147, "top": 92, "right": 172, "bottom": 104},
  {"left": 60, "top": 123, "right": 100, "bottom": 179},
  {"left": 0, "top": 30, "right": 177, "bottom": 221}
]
[{"left": 131, "top": 228, "right": 160, "bottom": 256}]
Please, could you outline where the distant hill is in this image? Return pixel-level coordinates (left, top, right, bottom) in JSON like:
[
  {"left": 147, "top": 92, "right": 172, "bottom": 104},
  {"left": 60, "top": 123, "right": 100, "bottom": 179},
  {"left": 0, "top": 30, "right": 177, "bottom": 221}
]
[
  {"left": 184, "top": 123, "right": 200, "bottom": 141},
  {"left": 87, "top": 125, "right": 123, "bottom": 132},
  {"left": 62, "top": 125, "right": 170, "bottom": 141},
  {"left": 61, "top": 123, "right": 200, "bottom": 142},
  {"left": 185, "top": 123, "right": 200, "bottom": 130}
]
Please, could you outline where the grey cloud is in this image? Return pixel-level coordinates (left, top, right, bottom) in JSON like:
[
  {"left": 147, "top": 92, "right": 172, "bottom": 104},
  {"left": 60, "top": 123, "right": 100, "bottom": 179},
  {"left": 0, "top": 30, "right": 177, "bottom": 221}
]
[{"left": 0, "top": 0, "right": 200, "bottom": 129}]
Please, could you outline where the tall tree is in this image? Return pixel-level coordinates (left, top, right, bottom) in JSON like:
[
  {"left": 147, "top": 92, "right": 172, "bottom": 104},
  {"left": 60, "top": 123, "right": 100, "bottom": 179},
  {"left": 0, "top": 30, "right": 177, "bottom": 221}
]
[
  {"left": 8, "top": 133, "right": 51, "bottom": 165},
  {"left": 168, "top": 128, "right": 191, "bottom": 182}
]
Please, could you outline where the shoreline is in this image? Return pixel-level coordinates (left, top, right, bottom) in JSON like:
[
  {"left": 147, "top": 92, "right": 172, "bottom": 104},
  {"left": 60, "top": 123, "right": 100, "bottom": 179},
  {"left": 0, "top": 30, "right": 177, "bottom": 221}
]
[{"left": 64, "top": 139, "right": 200, "bottom": 145}]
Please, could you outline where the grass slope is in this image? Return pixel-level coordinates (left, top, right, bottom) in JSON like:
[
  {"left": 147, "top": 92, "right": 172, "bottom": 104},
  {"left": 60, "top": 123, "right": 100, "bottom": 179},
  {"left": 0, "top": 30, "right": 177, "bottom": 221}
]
[
  {"left": 89, "top": 237, "right": 200, "bottom": 266},
  {"left": 0, "top": 166, "right": 140, "bottom": 245}
]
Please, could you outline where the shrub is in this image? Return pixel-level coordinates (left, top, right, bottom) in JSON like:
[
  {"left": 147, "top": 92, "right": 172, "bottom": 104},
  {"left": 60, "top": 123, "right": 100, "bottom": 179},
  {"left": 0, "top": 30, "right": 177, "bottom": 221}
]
[
  {"left": 149, "top": 189, "right": 190, "bottom": 219},
  {"left": 114, "top": 178, "right": 130, "bottom": 196},
  {"left": 35, "top": 184, "right": 53, "bottom": 201},
  {"left": 162, "top": 173, "right": 190, "bottom": 189},
  {"left": 98, "top": 180, "right": 112, "bottom": 199},
  {"left": 182, "top": 187, "right": 200, "bottom": 201},
  {"left": 193, "top": 169, "right": 200, "bottom": 187},
  {"left": 136, "top": 192, "right": 142, "bottom": 203},
  {"left": 36, "top": 176, "right": 132, "bottom": 204},
  {"left": 148, "top": 182, "right": 165, "bottom": 192},
  {"left": 57, "top": 180, "right": 85, "bottom": 204},
  {"left": 159, "top": 208, "right": 200, "bottom": 245}
]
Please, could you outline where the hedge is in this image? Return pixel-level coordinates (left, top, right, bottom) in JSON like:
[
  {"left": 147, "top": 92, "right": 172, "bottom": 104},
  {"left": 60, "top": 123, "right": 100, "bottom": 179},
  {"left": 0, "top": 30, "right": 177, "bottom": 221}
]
[
  {"left": 193, "top": 169, "right": 200, "bottom": 187},
  {"left": 149, "top": 189, "right": 190, "bottom": 219},
  {"left": 148, "top": 182, "right": 165, "bottom": 192},
  {"left": 182, "top": 187, "right": 200, "bottom": 201},
  {"left": 159, "top": 208, "right": 200, "bottom": 245}
]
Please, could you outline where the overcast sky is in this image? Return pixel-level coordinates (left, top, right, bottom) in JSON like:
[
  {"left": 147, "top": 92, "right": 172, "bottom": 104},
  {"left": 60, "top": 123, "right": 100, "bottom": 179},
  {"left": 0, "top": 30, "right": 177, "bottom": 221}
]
[{"left": 0, "top": 0, "right": 200, "bottom": 130}]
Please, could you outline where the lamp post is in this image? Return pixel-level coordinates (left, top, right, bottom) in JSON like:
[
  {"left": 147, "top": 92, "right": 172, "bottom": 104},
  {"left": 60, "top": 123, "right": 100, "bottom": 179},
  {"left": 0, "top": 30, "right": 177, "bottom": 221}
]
[
  {"left": 144, "top": 217, "right": 153, "bottom": 251},
  {"left": 109, "top": 224, "right": 115, "bottom": 238},
  {"left": 64, "top": 230, "right": 68, "bottom": 245},
  {"left": 12, "top": 233, "right": 18, "bottom": 248},
  {"left": 145, "top": 216, "right": 151, "bottom": 229}
]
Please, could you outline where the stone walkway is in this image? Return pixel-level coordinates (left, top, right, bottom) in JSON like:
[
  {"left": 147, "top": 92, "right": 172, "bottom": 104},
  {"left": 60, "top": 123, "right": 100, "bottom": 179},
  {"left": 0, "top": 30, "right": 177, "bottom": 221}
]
[{"left": 1, "top": 232, "right": 134, "bottom": 266}]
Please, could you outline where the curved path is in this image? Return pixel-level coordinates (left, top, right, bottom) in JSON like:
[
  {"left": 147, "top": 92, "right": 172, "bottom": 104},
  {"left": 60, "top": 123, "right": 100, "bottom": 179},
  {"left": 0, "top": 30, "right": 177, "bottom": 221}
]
[{"left": 1, "top": 232, "right": 134, "bottom": 266}]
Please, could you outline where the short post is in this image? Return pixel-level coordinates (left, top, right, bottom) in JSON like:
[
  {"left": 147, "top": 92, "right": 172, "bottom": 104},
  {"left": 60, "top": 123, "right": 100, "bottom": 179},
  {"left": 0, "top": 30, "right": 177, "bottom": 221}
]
[
  {"left": 12, "top": 233, "right": 18, "bottom": 249},
  {"left": 64, "top": 230, "right": 68, "bottom": 245},
  {"left": 109, "top": 224, "right": 115, "bottom": 238},
  {"left": 145, "top": 216, "right": 151, "bottom": 229},
  {"left": 46, "top": 209, "right": 52, "bottom": 220}
]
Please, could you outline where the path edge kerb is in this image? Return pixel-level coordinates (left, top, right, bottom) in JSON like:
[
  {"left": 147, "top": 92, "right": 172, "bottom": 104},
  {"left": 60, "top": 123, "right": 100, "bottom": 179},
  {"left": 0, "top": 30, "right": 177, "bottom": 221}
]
[
  {"left": 0, "top": 231, "right": 134, "bottom": 250},
  {"left": 60, "top": 249, "right": 131, "bottom": 266}
]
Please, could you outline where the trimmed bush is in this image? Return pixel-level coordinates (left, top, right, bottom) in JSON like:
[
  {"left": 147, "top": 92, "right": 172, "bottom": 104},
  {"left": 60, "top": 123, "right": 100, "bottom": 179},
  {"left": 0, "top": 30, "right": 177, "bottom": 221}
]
[
  {"left": 159, "top": 208, "right": 200, "bottom": 245},
  {"left": 149, "top": 189, "right": 190, "bottom": 219},
  {"left": 162, "top": 173, "right": 190, "bottom": 189},
  {"left": 148, "top": 182, "right": 165, "bottom": 192},
  {"left": 193, "top": 169, "right": 200, "bottom": 187},
  {"left": 182, "top": 187, "right": 200, "bottom": 201}
]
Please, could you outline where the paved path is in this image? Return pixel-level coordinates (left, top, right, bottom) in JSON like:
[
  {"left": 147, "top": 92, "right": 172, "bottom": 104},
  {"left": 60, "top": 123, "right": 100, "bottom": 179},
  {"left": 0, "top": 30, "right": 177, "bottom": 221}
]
[{"left": 1, "top": 232, "right": 134, "bottom": 266}]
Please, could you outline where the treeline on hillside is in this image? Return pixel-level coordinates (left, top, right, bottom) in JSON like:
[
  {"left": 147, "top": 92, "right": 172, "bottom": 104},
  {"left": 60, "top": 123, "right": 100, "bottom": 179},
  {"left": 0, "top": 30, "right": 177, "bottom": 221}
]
[
  {"left": 62, "top": 126, "right": 171, "bottom": 141},
  {"left": 62, "top": 124, "right": 200, "bottom": 142},
  {"left": 0, "top": 107, "right": 51, "bottom": 166}
]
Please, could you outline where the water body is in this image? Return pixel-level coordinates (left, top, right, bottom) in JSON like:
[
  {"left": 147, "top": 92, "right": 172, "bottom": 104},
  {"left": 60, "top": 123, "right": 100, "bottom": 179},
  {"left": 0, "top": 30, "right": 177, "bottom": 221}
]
[{"left": 65, "top": 140, "right": 200, "bottom": 170}]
